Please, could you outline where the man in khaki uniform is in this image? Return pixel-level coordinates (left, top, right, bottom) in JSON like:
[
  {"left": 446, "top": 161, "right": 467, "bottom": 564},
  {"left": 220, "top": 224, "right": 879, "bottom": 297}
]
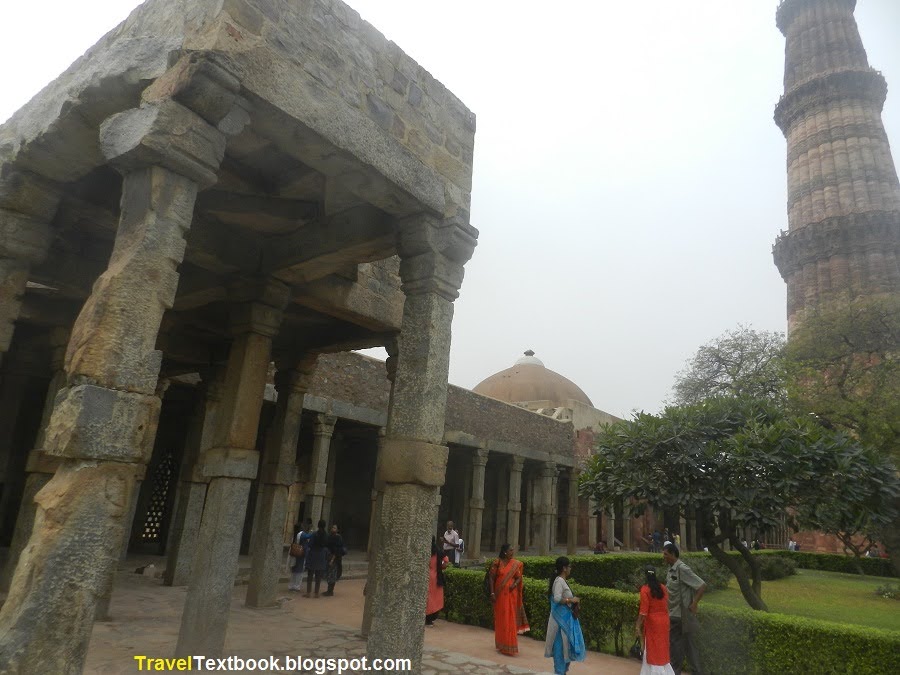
[{"left": 663, "top": 542, "right": 706, "bottom": 675}]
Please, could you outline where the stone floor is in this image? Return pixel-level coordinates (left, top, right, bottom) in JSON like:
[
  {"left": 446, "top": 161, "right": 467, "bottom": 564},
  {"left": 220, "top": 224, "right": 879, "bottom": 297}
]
[{"left": 77, "top": 558, "right": 641, "bottom": 674}]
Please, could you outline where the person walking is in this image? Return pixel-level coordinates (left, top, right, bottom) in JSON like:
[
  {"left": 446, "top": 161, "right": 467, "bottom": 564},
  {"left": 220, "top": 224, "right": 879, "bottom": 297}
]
[
  {"left": 288, "top": 518, "right": 313, "bottom": 591},
  {"left": 663, "top": 543, "right": 706, "bottom": 675},
  {"left": 304, "top": 519, "right": 328, "bottom": 598},
  {"left": 426, "top": 536, "right": 449, "bottom": 626},
  {"left": 323, "top": 524, "right": 345, "bottom": 597},
  {"left": 635, "top": 565, "right": 675, "bottom": 675},
  {"left": 488, "top": 543, "right": 529, "bottom": 656},
  {"left": 544, "top": 556, "right": 585, "bottom": 674}
]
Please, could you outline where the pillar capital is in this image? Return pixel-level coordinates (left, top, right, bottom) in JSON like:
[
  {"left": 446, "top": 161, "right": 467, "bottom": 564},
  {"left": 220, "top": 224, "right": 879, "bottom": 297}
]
[
  {"left": 395, "top": 214, "right": 477, "bottom": 301},
  {"left": 313, "top": 414, "right": 337, "bottom": 438},
  {"left": 509, "top": 456, "right": 525, "bottom": 473},
  {"left": 228, "top": 279, "right": 290, "bottom": 338},
  {"left": 540, "top": 461, "right": 557, "bottom": 479},
  {"left": 472, "top": 447, "right": 489, "bottom": 467},
  {"left": 100, "top": 99, "right": 227, "bottom": 189}
]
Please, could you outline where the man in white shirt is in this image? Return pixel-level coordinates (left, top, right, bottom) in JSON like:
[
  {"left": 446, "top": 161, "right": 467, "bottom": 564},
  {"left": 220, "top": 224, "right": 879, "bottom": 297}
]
[{"left": 442, "top": 521, "right": 460, "bottom": 566}]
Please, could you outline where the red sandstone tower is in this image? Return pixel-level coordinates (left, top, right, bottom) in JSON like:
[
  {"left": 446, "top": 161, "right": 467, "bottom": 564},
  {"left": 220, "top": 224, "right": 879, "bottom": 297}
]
[{"left": 772, "top": 0, "right": 900, "bottom": 330}]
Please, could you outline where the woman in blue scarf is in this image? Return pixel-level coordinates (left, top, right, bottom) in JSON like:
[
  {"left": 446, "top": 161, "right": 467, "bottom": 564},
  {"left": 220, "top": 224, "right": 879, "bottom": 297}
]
[{"left": 544, "top": 556, "right": 586, "bottom": 674}]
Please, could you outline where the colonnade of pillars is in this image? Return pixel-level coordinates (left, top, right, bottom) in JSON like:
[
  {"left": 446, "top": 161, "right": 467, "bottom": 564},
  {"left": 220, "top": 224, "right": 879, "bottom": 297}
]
[{"left": 448, "top": 452, "right": 583, "bottom": 558}]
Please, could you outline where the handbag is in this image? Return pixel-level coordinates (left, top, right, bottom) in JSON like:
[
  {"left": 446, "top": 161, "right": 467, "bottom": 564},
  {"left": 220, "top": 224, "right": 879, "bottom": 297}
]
[
  {"left": 629, "top": 638, "right": 643, "bottom": 660},
  {"left": 289, "top": 541, "right": 305, "bottom": 558}
]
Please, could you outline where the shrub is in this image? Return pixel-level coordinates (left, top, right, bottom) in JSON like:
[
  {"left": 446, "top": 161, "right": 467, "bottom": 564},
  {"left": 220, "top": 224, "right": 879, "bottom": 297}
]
[
  {"left": 444, "top": 567, "right": 900, "bottom": 673},
  {"left": 757, "top": 554, "right": 797, "bottom": 580},
  {"left": 687, "top": 556, "right": 733, "bottom": 590},
  {"left": 874, "top": 583, "right": 899, "bottom": 600},
  {"left": 759, "top": 549, "right": 895, "bottom": 577}
]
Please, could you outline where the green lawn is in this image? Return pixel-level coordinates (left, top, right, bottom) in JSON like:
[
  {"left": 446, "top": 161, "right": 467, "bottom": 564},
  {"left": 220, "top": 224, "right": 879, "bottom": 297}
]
[{"left": 704, "top": 568, "right": 900, "bottom": 632}]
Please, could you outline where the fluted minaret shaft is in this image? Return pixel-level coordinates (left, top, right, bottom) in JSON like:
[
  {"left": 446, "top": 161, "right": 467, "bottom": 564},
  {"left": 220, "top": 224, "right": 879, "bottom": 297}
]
[{"left": 772, "top": 0, "right": 900, "bottom": 329}]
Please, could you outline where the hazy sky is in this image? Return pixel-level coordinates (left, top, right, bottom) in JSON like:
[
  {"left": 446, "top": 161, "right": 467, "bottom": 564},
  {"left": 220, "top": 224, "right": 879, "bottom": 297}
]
[{"left": 3, "top": 1, "right": 898, "bottom": 418}]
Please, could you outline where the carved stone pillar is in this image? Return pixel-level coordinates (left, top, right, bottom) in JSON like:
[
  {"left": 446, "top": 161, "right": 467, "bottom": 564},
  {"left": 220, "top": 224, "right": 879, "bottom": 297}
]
[
  {"left": 176, "top": 279, "right": 288, "bottom": 656},
  {"left": 550, "top": 467, "right": 560, "bottom": 549},
  {"left": 163, "top": 367, "right": 225, "bottom": 587},
  {"left": 537, "top": 462, "right": 556, "bottom": 556},
  {"left": 365, "top": 215, "right": 476, "bottom": 671},
  {"left": 0, "top": 74, "right": 240, "bottom": 671},
  {"left": 306, "top": 414, "right": 336, "bottom": 526},
  {"left": 246, "top": 359, "right": 315, "bottom": 608},
  {"left": 506, "top": 456, "right": 524, "bottom": 549},
  {"left": 362, "top": 346, "right": 395, "bottom": 640},
  {"left": 567, "top": 469, "right": 579, "bottom": 555},
  {"left": 679, "top": 514, "right": 688, "bottom": 551},
  {"left": 493, "top": 462, "right": 509, "bottom": 551},
  {"left": 321, "top": 431, "right": 340, "bottom": 525},
  {"left": 467, "top": 448, "right": 488, "bottom": 559}
]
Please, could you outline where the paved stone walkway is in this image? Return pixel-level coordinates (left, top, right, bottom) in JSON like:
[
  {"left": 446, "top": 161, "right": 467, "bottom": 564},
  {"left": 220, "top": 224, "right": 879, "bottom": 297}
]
[{"left": 81, "top": 562, "right": 640, "bottom": 674}]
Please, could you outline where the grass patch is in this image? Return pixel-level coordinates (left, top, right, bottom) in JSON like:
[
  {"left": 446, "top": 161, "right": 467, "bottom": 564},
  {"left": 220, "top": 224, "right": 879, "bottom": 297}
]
[{"left": 704, "top": 568, "right": 900, "bottom": 632}]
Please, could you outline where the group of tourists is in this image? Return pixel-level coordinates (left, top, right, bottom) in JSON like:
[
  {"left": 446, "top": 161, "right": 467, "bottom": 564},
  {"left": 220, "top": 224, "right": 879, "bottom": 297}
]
[
  {"left": 480, "top": 540, "right": 706, "bottom": 675},
  {"left": 288, "top": 518, "right": 346, "bottom": 598}
]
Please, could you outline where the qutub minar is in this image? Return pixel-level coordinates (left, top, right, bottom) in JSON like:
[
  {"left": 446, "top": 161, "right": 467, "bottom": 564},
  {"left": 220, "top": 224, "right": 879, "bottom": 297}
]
[{"left": 773, "top": 0, "right": 900, "bottom": 329}]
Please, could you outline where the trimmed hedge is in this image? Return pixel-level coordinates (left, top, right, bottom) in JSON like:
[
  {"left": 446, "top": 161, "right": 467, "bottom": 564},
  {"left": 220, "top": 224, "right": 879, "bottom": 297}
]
[
  {"left": 444, "top": 568, "right": 900, "bottom": 673},
  {"left": 757, "top": 549, "right": 895, "bottom": 578},
  {"left": 500, "top": 550, "right": 893, "bottom": 590}
]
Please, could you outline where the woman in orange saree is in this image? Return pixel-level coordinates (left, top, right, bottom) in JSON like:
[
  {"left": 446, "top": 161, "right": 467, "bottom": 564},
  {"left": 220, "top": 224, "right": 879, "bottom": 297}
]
[{"left": 489, "top": 544, "right": 529, "bottom": 655}]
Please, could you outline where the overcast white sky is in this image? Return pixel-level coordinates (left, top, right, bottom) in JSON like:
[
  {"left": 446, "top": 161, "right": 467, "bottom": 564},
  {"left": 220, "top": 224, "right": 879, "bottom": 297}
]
[{"left": 2, "top": 1, "right": 898, "bottom": 418}]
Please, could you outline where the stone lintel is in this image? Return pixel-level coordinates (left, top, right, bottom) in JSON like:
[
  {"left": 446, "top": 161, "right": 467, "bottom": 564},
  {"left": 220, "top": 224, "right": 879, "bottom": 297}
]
[
  {"left": 201, "top": 447, "right": 260, "bottom": 480},
  {"left": 301, "top": 394, "right": 386, "bottom": 427},
  {"left": 43, "top": 384, "right": 161, "bottom": 463},
  {"left": 378, "top": 438, "right": 448, "bottom": 487},
  {"left": 99, "top": 100, "right": 227, "bottom": 189}
]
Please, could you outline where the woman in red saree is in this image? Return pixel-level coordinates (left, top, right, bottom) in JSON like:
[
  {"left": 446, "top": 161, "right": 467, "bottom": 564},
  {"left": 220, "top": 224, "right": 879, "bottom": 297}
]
[{"left": 489, "top": 544, "right": 529, "bottom": 655}]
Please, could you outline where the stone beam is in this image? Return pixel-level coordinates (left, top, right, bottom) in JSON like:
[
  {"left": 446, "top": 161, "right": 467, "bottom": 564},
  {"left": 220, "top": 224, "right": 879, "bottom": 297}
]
[
  {"left": 290, "top": 272, "right": 403, "bottom": 333},
  {"left": 262, "top": 204, "right": 395, "bottom": 279}
]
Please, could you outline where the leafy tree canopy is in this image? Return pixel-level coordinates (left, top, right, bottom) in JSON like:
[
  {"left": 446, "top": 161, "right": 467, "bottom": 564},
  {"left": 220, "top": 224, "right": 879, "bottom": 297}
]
[
  {"left": 579, "top": 396, "right": 899, "bottom": 610},
  {"left": 671, "top": 326, "right": 786, "bottom": 406},
  {"left": 785, "top": 296, "right": 900, "bottom": 463}
]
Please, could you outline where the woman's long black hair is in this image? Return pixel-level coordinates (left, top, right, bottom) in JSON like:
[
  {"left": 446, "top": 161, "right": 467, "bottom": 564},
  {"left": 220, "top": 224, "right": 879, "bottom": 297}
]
[
  {"left": 645, "top": 566, "right": 664, "bottom": 599},
  {"left": 548, "top": 556, "right": 570, "bottom": 596},
  {"left": 432, "top": 536, "right": 445, "bottom": 587}
]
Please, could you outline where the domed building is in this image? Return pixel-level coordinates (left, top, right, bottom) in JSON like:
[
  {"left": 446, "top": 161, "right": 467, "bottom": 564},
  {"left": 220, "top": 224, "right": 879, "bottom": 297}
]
[{"left": 473, "top": 350, "right": 617, "bottom": 431}]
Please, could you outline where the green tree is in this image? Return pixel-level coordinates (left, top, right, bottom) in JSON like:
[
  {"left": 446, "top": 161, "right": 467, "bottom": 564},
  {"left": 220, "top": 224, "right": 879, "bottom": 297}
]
[
  {"left": 786, "top": 296, "right": 900, "bottom": 574},
  {"left": 579, "top": 397, "right": 899, "bottom": 611},
  {"left": 672, "top": 326, "right": 786, "bottom": 406}
]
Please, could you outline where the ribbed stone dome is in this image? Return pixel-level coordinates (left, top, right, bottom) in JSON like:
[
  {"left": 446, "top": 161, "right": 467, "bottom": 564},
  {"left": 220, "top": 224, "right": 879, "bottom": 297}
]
[{"left": 473, "top": 351, "right": 593, "bottom": 408}]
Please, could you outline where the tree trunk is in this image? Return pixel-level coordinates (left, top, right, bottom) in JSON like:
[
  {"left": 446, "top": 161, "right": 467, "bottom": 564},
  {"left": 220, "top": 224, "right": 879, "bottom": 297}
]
[
  {"left": 707, "top": 542, "right": 769, "bottom": 611},
  {"left": 878, "top": 501, "right": 900, "bottom": 578},
  {"left": 733, "top": 539, "right": 763, "bottom": 597}
]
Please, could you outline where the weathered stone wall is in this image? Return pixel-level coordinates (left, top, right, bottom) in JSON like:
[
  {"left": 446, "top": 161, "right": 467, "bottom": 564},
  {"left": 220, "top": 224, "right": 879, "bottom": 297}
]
[
  {"left": 445, "top": 387, "right": 575, "bottom": 458},
  {"left": 249, "top": 0, "right": 475, "bottom": 216},
  {"left": 307, "top": 352, "right": 390, "bottom": 413}
]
